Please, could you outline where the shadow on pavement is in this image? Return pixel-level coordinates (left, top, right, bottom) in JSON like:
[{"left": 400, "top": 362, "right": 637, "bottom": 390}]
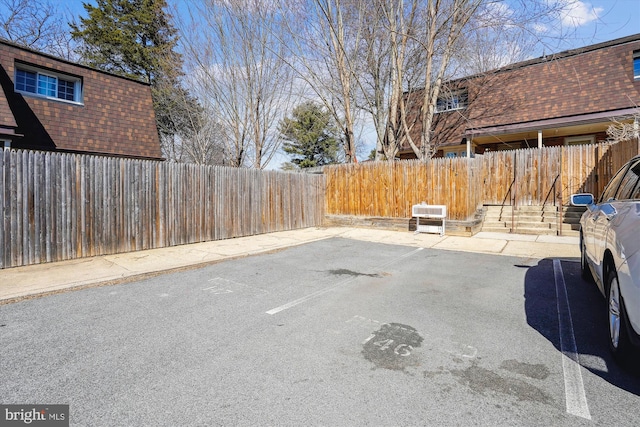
[{"left": 524, "top": 258, "right": 640, "bottom": 395}]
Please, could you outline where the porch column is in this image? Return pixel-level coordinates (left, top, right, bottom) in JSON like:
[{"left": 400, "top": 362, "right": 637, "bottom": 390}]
[
  {"left": 537, "top": 130, "right": 543, "bottom": 149},
  {"left": 634, "top": 117, "right": 639, "bottom": 154},
  {"left": 467, "top": 138, "right": 472, "bottom": 158}
]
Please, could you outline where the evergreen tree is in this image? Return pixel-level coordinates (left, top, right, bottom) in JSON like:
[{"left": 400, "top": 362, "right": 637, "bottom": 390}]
[
  {"left": 279, "top": 102, "right": 340, "bottom": 169},
  {"left": 71, "top": 0, "right": 200, "bottom": 145}
]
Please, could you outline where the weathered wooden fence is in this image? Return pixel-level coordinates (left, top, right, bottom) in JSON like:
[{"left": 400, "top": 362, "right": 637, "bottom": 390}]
[
  {"left": 478, "top": 139, "right": 639, "bottom": 208},
  {"left": 2, "top": 139, "right": 637, "bottom": 268},
  {"left": 0, "top": 149, "right": 325, "bottom": 269},
  {"left": 325, "top": 157, "right": 481, "bottom": 221},
  {"left": 325, "top": 139, "right": 639, "bottom": 220}
]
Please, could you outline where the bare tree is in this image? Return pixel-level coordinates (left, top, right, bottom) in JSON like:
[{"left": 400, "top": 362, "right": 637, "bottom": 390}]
[
  {"left": 161, "top": 122, "right": 227, "bottom": 166},
  {"left": 347, "top": 0, "right": 574, "bottom": 161},
  {"left": 606, "top": 111, "right": 640, "bottom": 145},
  {"left": 158, "top": 77, "right": 227, "bottom": 166},
  {"left": 388, "top": 0, "right": 564, "bottom": 160},
  {"left": 0, "top": 0, "right": 74, "bottom": 58},
  {"left": 278, "top": 0, "right": 370, "bottom": 163},
  {"left": 357, "top": 1, "right": 424, "bottom": 160},
  {"left": 171, "top": 0, "right": 573, "bottom": 165},
  {"left": 176, "top": 0, "right": 298, "bottom": 169},
  {"left": 392, "top": 0, "right": 479, "bottom": 160}
]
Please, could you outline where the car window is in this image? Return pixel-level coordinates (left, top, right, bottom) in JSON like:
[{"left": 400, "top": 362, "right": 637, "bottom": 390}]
[
  {"left": 599, "top": 162, "right": 631, "bottom": 203},
  {"left": 615, "top": 160, "right": 640, "bottom": 200},
  {"left": 629, "top": 162, "right": 640, "bottom": 200},
  {"left": 631, "top": 180, "right": 640, "bottom": 200}
]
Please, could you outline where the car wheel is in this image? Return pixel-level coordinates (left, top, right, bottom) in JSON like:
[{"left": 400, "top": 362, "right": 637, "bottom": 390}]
[
  {"left": 607, "top": 269, "right": 632, "bottom": 363},
  {"left": 580, "top": 235, "right": 593, "bottom": 282}
]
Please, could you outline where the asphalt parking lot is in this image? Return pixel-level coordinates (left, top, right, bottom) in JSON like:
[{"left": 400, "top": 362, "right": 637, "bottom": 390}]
[{"left": 1, "top": 237, "right": 640, "bottom": 426}]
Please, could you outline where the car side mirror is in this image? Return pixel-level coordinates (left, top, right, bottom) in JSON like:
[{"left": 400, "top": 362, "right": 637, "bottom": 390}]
[{"left": 570, "top": 193, "right": 594, "bottom": 207}]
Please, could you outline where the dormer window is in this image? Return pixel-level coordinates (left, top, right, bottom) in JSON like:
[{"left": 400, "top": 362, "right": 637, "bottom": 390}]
[
  {"left": 634, "top": 51, "right": 640, "bottom": 80},
  {"left": 436, "top": 89, "right": 468, "bottom": 113},
  {"left": 15, "top": 63, "right": 83, "bottom": 104}
]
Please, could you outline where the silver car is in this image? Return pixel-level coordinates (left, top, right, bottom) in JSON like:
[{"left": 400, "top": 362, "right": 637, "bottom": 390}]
[{"left": 571, "top": 155, "right": 640, "bottom": 365}]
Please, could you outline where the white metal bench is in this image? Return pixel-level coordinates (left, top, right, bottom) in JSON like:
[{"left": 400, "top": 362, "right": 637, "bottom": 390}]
[{"left": 412, "top": 203, "right": 446, "bottom": 236}]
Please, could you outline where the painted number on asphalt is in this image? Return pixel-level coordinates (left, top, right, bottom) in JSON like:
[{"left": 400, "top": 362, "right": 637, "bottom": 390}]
[
  {"left": 362, "top": 323, "right": 424, "bottom": 370},
  {"left": 371, "top": 338, "right": 413, "bottom": 356}
]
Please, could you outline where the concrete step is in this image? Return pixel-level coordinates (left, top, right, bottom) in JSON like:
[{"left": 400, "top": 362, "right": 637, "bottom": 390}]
[
  {"left": 484, "top": 205, "right": 559, "bottom": 213},
  {"left": 563, "top": 206, "right": 588, "bottom": 213},
  {"left": 483, "top": 213, "right": 556, "bottom": 221},
  {"left": 482, "top": 204, "right": 582, "bottom": 236},
  {"left": 517, "top": 214, "right": 558, "bottom": 223},
  {"left": 561, "top": 213, "right": 584, "bottom": 221},
  {"left": 482, "top": 221, "right": 510, "bottom": 229},
  {"left": 562, "top": 220, "right": 582, "bottom": 226},
  {"left": 514, "top": 221, "right": 555, "bottom": 229},
  {"left": 481, "top": 226, "right": 514, "bottom": 234},
  {"left": 561, "top": 223, "right": 581, "bottom": 232},
  {"left": 517, "top": 207, "right": 558, "bottom": 214},
  {"left": 485, "top": 215, "right": 560, "bottom": 225},
  {"left": 512, "top": 227, "right": 558, "bottom": 236}
]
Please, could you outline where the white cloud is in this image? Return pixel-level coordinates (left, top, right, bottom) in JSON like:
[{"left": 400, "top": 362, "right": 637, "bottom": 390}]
[
  {"left": 532, "top": 23, "right": 549, "bottom": 33},
  {"left": 558, "top": 0, "right": 603, "bottom": 27}
]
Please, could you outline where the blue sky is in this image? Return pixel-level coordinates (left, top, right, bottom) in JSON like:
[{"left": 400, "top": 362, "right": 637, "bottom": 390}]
[
  {"left": 551, "top": 0, "right": 640, "bottom": 48},
  {"left": 61, "top": 0, "right": 639, "bottom": 52}
]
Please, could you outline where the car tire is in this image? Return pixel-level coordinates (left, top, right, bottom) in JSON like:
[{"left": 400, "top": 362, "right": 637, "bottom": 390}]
[
  {"left": 580, "top": 234, "right": 593, "bottom": 282},
  {"left": 607, "top": 268, "right": 633, "bottom": 365}
]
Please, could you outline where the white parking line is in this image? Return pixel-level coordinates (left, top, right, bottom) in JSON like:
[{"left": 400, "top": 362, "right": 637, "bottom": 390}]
[
  {"left": 266, "top": 248, "right": 424, "bottom": 315},
  {"left": 553, "top": 259, "right": 591, "bottom": 420}
]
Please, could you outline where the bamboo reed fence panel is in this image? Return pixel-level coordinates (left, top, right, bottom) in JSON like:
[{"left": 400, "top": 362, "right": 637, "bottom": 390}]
[{"left": 0, "top": 149, "right": 325, "bottom": 269}]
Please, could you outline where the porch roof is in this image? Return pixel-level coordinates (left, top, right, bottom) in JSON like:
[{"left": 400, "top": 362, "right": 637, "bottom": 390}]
[{"left": 465, "top": 108, "right": 637, "bottom": 142}]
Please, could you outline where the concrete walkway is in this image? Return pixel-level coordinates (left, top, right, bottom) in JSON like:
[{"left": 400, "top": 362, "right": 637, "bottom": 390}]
[{"left": 0, "top": 227, "right": 579, "bottom": 303}]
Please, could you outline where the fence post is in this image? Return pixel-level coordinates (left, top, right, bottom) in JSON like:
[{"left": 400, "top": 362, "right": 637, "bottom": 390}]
[
  {"left": 512, "top": 151, "right": 517, "bottom": 233},
  {"left": 558, "top": 147, "right": 563, "bottom": 236}
]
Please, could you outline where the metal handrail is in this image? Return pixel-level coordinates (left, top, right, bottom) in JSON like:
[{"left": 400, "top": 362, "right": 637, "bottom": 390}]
[{"left": 542, "top": 174, "right": 560, "bottom": 211}]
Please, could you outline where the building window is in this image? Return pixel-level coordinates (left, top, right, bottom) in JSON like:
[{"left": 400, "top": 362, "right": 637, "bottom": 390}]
[
  {"left": 15, "top": 65, "right": 82, "bottom": 104},
  {"left": 37, "top": 73, "right": 56, "bottom": 97},
  {"left": 57, "top": 79, "right": 76, "bottom": 101},
  {"left": 564, "top": 135, "right": 595, "bottom": 146},
  {"left": 635, "top": 51, "right": 640, "bottom": 80},
  {"left": 436, "top": 90, "right": 468, "bottom": 113}
]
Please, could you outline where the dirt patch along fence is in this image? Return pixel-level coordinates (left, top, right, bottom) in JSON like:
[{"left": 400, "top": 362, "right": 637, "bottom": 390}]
[
  {"left": 324, "top": 139, "right": 639, "bottom": 221},
  {"left": 0, "top": 149, "right": 325, "bottom": 269}
]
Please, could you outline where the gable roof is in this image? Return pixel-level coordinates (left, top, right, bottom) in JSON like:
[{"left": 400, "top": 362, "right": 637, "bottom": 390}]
[
  {"left": 0, "top": 38, "right": 162, "bottom": 159},
  {"left": 0, "top": 38, "right": 151, "bottom": 86},
  {"left": 0, "top": 37, "right": 153, "bottom": 140},
  {"left": 466, "top": 33, "right": 640, "bottom": 132},
  {"left": 459, "top": 33, "right": 640, "bottom": 83},
  {"left": 401, "top": 33, "right": 640, "bottom": 154}
]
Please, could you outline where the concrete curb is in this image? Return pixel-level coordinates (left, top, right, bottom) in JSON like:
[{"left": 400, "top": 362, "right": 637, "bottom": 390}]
[{"left": 0, "top": 227, "right": 580, "bottom": 303}]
